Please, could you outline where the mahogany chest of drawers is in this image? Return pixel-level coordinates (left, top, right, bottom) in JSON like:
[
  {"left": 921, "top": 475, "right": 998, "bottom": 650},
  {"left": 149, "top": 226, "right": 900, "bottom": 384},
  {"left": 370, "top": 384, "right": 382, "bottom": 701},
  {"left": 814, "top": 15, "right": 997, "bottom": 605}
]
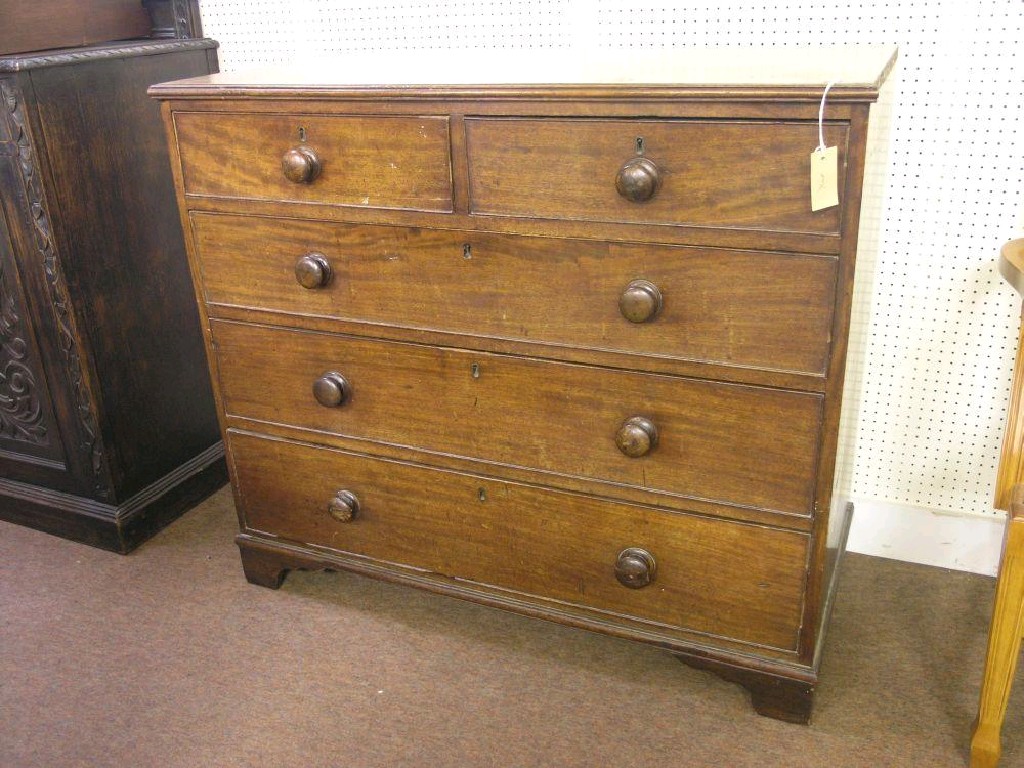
[{"left": 153, "top": 48, "right": 896, "bottom": 723}]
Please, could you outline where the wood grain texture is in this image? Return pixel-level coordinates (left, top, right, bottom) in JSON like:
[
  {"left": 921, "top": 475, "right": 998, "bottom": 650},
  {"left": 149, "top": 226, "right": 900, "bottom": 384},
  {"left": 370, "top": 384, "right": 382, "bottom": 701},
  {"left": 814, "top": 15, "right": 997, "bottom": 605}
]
[
  {"left": 0, "top": 41, "right": 223, "bottom": 550},
  {"left": 997, "top": 238, "right": 1024, "bottom": 299},
  {"left": 212, "top": 320, "right": 823, "bottom": 516},
  {"left": 466, "top": 118, "right": 848, "bottom": 233},
  {"left": 801, "top": 102, "right": 874, "bottom": 664},
  {"left": 193, "top": 213, "right": 838, "bottom": 377},
  {"left": 147, "top": 46, "right": 898, "bottom": 100},
  {"left": 222, "top": 417, "right": 813, "bottom": 531},
  {"left": 0, "top": 0, "right": 149, "bottom": 56},
  {"left": 0, "top": 76, "right": 112, "bottom": 499},
  {"left": 155, "top": 96, "right": 856, "bottom": 121},
  {"left": 31, "top": 48, "right": 220, "bottom": 501},
  {"left": 154, "top": 57, "right": 893, "bottom": 719},
  {"left": 174, "top": 112, "right": 453, "bottom": 212},
  {"left": 0, "top": 185, "right": 63, "bottom": 466},
  {"left": 183, "top": 192, "right": 843, "bottom": 256},
  {"left": 973, "top": 240, "right": 1024, "bottom": 765},
  {"left": 208, "top": 302, "right": 829, "bottom": 393},
  {"left": 996, "top": 244, "right": 1024, "bottom": 511},
  {"left": 971, "top": 486, "right": 1024, "bottom": 768},
  {"left": 230, "top": 429, "right": 808, "bottom": 652}
]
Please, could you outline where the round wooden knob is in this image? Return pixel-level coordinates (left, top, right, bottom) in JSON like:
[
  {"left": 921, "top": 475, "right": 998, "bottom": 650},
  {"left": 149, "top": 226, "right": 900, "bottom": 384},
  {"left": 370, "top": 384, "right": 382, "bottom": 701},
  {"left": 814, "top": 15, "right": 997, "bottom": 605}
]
[
  {"left": 619, "top": 279, "right": 663, "bottom": 323},
  {"left": 327, "top": 489, "right": 360, "bottom": 522},
  {"left": 615, "top": 157, "right": 660, "bottom": 203},
  {"left": 313, "top": 372, "right": 352, "bottom": 408},
  {"left": 282, "top": 146, "right": 322, "bottom": 184},
  {"left": 615, "top": 416, "right": 658, "bottom": 458},
  {"left": 615, "top": 547, "right": 656, "bottom": 588},
  {"left": 295, "top": 253, "right": 332, "bottom": 289}
]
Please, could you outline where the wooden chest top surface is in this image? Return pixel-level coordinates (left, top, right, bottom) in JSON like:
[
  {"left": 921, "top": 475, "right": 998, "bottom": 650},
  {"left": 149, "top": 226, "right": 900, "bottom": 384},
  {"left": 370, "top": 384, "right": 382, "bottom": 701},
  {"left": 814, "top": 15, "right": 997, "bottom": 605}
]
[{"left": 150, "top": 45, "right": 897, "bottom": 99}]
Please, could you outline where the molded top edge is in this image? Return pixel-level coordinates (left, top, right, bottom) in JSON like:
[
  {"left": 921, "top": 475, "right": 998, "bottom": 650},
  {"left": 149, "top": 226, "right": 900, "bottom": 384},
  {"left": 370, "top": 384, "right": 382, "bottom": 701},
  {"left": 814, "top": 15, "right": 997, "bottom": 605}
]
[
  {"left": 1, "top": 39, "right": 218, "bottom": 73},
  {"left": 149, "top": 45, "right": 897, "bottom": 102}
]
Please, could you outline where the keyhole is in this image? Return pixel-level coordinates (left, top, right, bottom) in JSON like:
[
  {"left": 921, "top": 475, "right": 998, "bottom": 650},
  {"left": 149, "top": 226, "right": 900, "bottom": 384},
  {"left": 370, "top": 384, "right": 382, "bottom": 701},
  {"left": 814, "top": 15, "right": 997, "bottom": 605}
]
[
  {"left": 471, "top": 363, "right": 480, "bottom": 379},
  {"left": 462, "top": 243, "right": 472, "bottom": 259},
  {"left": 635, "top": 136, "right": 645, "bottom": 155},
  {"left": 478, "top": 487, "right": 487, "bottom": 502},
  {"left": 298, "top": 126, "right": 307, "bottom": 142}
]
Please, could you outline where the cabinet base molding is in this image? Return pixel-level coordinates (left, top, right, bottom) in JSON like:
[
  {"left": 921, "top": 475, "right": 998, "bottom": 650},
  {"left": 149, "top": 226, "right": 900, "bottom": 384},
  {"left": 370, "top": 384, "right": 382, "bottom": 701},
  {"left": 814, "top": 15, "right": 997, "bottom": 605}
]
[
  {"left": 0, "top": 443, "right": 227, "bottom": 553},
  {"left": 236, "top": 532, "right": 817, "bottom": 721}
]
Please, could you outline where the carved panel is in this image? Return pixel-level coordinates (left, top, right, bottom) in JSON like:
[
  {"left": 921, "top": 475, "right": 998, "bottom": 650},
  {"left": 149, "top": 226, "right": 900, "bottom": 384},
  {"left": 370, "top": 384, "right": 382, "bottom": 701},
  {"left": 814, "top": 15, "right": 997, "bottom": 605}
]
[
  {"left": 0, "top": 79, "right": 110, "bottom": 498},
  {"left": 0, "top": 253, "right": 47, "bottom": 445}
]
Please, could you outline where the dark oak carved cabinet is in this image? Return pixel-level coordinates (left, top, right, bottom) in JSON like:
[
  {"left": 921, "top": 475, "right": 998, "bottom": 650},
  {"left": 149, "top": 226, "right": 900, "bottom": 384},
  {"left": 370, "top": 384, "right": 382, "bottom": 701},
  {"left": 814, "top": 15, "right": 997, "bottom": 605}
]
[
  {"left": 153, "top": 49, "right": 895, "bottom": 722},
  {"left": 0, "top": 39, "right": 225, "bottom": 552}
]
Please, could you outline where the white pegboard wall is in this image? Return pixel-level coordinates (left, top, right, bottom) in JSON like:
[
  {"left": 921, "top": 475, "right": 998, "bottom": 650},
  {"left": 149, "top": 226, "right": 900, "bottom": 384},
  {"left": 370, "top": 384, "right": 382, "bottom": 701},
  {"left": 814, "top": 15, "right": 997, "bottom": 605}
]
[
  {"left": 199, "top": 1, "right": 578, "bottom": 68},
  {"left": 196, "top": 1, "right": 1024, "bottom": 524}
]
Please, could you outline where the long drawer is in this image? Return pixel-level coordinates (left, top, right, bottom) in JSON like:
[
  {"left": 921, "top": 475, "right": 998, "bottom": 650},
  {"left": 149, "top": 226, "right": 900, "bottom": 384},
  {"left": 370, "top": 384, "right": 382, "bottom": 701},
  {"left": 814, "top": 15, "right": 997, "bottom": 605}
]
[
  {"left": 193, "top": 214, "right": 838, "bottom": 377},
  {"left": 465, "top": 117, "right": 848, "bottom": 234},
  {"left": 174, "top": 112, "right": 453, "bottom": 212},
  {"left": 212, "top": 320, "right": 823, "bottom": 516},
  {"left": 230, "top": 429, "right": 808, "bottom": 651}
]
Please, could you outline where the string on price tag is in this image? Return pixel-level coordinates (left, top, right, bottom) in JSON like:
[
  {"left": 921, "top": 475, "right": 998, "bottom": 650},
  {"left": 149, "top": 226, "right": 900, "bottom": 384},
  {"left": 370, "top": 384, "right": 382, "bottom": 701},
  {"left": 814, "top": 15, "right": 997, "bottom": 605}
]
[{"left": 810, "top": 79, "right": 839, "bottom": 212}]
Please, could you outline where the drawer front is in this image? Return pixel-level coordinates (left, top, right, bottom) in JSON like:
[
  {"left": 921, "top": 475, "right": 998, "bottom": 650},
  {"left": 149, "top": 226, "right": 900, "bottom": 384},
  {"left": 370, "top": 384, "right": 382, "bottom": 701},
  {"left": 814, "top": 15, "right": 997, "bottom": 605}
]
[
  {"left": 212, "top": 321, "right": 823, "bottom": 516},
  {"left": 193, "top": 214, "right": 837, "bottom": 377},
  {"left": 465, "top": 118, "right": 847, "bottom": 233},
  {"left": 230, "top": 430, "right": 808, "bottom": 651},
  {"left": 174, "top": 112, "right": 453, "bottom": 212}
]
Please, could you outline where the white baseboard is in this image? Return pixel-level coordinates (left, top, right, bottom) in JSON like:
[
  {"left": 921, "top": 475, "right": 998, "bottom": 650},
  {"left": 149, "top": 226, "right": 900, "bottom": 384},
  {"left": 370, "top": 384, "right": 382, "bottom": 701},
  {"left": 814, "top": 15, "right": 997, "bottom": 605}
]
[{"left": 846, "top": 498, "right": 1007, "bottom": 576}]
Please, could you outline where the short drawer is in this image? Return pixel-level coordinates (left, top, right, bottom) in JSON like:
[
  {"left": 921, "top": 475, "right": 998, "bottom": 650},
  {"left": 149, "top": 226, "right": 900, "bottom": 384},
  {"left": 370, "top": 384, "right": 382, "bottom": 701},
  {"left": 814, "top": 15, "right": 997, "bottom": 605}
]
[
  {"left": 193, "top": 214, "right": 838, "bottom": 377},
  {"left": 173, "top": 112, "right": 453, "bottom": 212},
  {"left": 212, "top": 321, "right": 823, "bottom": 516},
  {"left": 230, "top": 430, "right": 808, "bottom": 651},
  {"left": 465, "top": 118, "right": 847, "bottom": 234}
]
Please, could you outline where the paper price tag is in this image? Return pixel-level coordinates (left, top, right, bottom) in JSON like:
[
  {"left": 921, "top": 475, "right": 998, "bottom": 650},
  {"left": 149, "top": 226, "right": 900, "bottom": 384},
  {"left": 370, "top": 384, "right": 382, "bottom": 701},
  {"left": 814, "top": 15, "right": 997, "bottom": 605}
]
[{"left": 810, "top": 146, "right": 839, "bottom": 211}]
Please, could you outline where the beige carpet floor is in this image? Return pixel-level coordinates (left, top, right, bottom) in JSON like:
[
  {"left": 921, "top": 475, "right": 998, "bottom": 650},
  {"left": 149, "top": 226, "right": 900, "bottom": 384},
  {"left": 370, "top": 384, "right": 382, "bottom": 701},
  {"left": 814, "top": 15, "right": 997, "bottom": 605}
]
[{"left": 1, "top": 487, "right": 1022, "bottom": 768}]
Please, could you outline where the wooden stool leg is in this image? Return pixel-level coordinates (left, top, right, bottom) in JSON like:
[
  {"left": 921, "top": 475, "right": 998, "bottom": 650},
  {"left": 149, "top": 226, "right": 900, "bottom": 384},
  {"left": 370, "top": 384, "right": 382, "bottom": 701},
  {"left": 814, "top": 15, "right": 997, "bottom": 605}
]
[{"left": 971, "top": 511, "right": 1024, "bottom": 768}]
